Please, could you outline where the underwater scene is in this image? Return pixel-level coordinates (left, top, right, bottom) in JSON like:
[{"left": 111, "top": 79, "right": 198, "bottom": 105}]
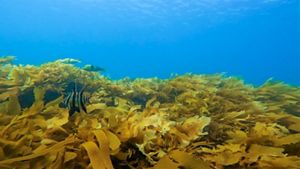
[{"left": 0, "top": 0, "right": 299, "bottom": 169}]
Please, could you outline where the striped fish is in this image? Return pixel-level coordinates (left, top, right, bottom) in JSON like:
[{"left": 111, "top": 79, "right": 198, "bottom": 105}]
[{"left": 63, "top": 83, "right": 89, "bottom": 116}]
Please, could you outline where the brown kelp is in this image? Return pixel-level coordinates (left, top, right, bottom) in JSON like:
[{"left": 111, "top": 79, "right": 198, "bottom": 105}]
[
  {"left": 0, "top": 58, "right": 299, "bottom": 169},
  {"left": 0, "top": 56, "right": 16, "bottom": 65}
]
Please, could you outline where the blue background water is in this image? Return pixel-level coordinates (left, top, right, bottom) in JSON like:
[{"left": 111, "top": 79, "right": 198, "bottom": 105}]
[{"left": 0, "top": 0, "right": 299, "bottom": 85}]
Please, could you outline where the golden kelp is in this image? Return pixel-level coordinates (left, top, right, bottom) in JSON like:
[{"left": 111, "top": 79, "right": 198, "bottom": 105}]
[
  {"left": 0, "top": 56, "right": 15, "bottom": 65},
  {"left": 0, "top": 61, "right": 299, "bottom": 169}
]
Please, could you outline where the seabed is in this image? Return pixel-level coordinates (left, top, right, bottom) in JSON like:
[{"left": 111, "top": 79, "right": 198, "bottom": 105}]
[{"left": 0, "top": 57, "right": 299, "bottom": 169}]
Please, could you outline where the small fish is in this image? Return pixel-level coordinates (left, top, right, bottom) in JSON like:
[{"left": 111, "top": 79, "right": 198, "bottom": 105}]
[
  {"left": 63, "top": 83, "right": 89, "bottom": 116},
  {"left": 82, "top": 64, "right": 105, "bottom": 72},
  {"left": 55, "top": 58, "right": 81, "bottom": 64}
]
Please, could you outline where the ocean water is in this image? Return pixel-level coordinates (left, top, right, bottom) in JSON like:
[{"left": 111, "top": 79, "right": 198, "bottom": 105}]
[
  {"left": 1, "top": 1, "right": 300, "bottom": 168},
  {"left": 0, "top": 0, "right": 299, "bottom": 85}
]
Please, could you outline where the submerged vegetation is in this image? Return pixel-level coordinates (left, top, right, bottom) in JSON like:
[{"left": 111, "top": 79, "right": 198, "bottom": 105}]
[{"left": 0, "top": 57, "right": 299, "bottom": 169}]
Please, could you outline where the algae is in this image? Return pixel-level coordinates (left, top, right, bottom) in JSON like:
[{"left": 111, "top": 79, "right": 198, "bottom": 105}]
[
  {"left": 0, "top": 59, "right": 299, "bottom": 169},
  {"left": 0, "top": 56, "right": 15, "bottom": 65}
]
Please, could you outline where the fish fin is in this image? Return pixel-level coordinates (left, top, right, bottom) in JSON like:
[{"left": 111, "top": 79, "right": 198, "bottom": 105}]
[
  {"left": 69, "top": 108, "right": 76, "bottom": 117},
  {"left": 75, "top": 106, "right": 81, "bottom": 113},
  {"left": 82, "top": 105, "right": 87, "bottom": 113}
]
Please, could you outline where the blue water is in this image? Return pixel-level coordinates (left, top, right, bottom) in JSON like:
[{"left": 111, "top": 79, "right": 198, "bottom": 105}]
[{"left": 0, "top": 0, "right": 299, "bottom": 85}]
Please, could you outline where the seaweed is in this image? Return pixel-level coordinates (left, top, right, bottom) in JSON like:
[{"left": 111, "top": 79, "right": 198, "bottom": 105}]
[
  {"left": 0, "top": 60, "right": 299, "bottom": 169},
  {"left": 0, "top": 56, "right": 15, "bottom": 65}
]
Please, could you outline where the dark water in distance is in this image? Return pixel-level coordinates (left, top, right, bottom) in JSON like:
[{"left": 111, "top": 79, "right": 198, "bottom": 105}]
[{"left": 0, "top": 0, "right": 299, "bottom": 85}]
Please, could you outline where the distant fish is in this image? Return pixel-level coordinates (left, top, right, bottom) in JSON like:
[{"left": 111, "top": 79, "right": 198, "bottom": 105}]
[
  {"left": 55, "top": 58, "right": 81, "bottom": 64},
  {"left": 82, "top": 64, "right": 105, "bottom": 72},
  {"left": 63, "top": 83, "right": 89, "bottom": 116}
]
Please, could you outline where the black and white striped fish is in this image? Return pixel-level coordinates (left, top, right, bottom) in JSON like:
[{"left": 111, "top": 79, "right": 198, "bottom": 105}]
[{"left": 63, "top": 83, "right": 89, "bottom": 116}]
